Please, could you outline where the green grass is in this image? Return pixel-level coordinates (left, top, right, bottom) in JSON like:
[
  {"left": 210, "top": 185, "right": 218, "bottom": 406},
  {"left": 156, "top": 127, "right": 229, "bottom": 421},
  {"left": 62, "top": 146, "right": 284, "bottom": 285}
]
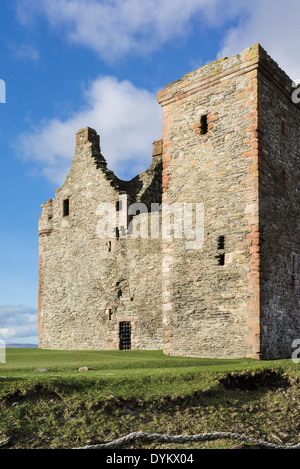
[{"left": 1, "top": 349, "right": 300, "bottom": 449}]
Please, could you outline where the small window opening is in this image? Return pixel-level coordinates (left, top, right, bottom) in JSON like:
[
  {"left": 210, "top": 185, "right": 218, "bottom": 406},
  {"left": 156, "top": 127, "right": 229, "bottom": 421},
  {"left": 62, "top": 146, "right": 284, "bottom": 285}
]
[
  {"left": 216, "top": 236, "right": 225, "bottom": 266},
  {"left": 107, "top": 241, "right": 112, "bottom": 252},
  {"left": 107, "top": 308, "right": 113, "bottom": 321},
  {"left": 218, "top": 236, "right": 225, "bottom": 250},
  {"left": 63, "top": 199, "right": 69, "bottom": 217},
  {"left": 292, "top": 254, "right": 298, "bottom": 288},
  {"left": 115, "top": 227, "right": 120, "bottom": 239},
  {"left": 48, "top": 215, "right": 53, "bottom": 221},
  {"left": 117, "top": 289, "right": 122, "bottom": 299},
  {"left": 200, "top": 115, "right": 208, "bottom": 135},
  {"left": 116, "top": 201, "right": 122, "bottom": 211},
  {"left": 216, "top": 253, "right": 225, "bottom": 266}
]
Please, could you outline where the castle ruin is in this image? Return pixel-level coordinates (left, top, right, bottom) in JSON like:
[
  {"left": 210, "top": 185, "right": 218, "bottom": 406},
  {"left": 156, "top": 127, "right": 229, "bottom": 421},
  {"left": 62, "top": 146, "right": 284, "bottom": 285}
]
[{"left": 38, "top": 44, "right": 300, "bottom": 360}]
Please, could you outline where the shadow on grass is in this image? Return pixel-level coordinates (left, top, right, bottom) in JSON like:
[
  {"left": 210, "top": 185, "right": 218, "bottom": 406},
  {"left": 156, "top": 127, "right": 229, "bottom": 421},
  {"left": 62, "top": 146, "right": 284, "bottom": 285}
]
[
  {"left": 0, "top": 367, "right": 290, "bottom": 413},
  {"left": 92, "top": 367, "right": 290, "bottom": 414}
]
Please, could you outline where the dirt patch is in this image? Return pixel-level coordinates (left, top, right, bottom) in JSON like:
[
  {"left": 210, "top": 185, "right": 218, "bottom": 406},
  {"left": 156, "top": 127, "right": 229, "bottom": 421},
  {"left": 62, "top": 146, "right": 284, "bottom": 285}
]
[
  {"left": 1, "top": 384, "right": 60, "bottom": 407},
  {"left": 93, "top": 369, "right": 291, "bottom": 415},
  {"left": 219, "top": 368, "right": 290, "bottom": 391}
]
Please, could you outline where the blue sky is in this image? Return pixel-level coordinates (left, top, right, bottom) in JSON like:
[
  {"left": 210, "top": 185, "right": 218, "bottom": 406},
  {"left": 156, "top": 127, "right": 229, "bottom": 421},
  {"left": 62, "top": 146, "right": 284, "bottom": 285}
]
[{"left": 0, "top": 0, "right": 299, "bottom": 344}]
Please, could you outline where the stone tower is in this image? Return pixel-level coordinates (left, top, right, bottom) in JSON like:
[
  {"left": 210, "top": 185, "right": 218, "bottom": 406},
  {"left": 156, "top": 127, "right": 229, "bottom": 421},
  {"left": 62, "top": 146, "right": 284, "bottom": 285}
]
[{"left": 39, "top": 44, "right": 300, "bottom": 359}]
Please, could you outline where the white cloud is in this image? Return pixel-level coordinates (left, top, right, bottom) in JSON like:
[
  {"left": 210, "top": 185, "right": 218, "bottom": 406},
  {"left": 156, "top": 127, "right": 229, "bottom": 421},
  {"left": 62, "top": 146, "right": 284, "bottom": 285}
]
[
  {"left": 16, "top": 0, "right": 245, "bottom": 62},
  {"left": 10, "top": 43, "right": 40, "bottom": 61},
  {"left": 15, "top": 0, "right": 300, "bottom": 185},
  {"left": 17, "top": 76, "right": 162, "bottom": 184},
  {"left": 16, "top": 0, "right": 300, "bottom": 80},
  {"left": 218, "top": 0, "right": 300, "bottom": 81},
  {"left": 0, "top": 305, "right": 38, "bottom": 343}
]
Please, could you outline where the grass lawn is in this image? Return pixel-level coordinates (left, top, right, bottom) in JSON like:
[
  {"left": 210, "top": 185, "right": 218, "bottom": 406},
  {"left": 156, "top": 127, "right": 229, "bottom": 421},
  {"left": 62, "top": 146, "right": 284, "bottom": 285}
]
[{"left": 1, "top": 349, "right": 300, "bottom": 449}]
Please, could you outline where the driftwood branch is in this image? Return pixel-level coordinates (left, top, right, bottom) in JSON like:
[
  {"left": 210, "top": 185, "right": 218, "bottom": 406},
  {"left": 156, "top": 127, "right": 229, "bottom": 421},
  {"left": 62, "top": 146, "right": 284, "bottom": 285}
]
[{"left": 73, "top": 431, "right": 300, "bottom": 450}]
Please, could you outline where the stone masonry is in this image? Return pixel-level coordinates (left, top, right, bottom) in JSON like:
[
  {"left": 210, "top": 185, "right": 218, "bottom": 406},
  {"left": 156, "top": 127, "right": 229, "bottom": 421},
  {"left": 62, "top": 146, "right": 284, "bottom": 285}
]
[{"left": 39, "top": 44, "right": 300, "bottom": 359}]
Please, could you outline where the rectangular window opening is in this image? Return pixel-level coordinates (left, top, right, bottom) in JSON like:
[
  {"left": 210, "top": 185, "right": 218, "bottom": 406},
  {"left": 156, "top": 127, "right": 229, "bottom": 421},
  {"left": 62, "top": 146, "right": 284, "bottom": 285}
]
[
  {"left": 107, "top": 309, "right": 113, "bottom": 321},
  {"left": 218, "top": 236, "right": 225, "bottom": 250},
  {"left": 292, "top": 254, "right": 298, "bottom": 288},
  {"left": 200, "top": 115, "right": 208, "bottom": 135},
  {"left": 63, "top": 199, "right": 69, "bottom": 217},
  {"left": 217, "top": 254, "right": 225, "bottom": 265},
  {"left": 216, "top": 253, "right": 225, "bottom": 266}
]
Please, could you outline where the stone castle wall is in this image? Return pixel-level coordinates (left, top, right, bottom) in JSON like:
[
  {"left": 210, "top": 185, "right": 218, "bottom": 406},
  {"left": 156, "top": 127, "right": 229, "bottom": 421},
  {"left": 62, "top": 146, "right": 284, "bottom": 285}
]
[
  {"left": 158, "top": 45, "right": 262, "bottom": 358},
  {"left": 39, "top": 45, "right": 300, "bottom": 359},
  {"left": 39, "top": 130, "right": 163, "bottom": 350},
  {"left": 258, "top": 49, "right": 300, "bottom": 358}
]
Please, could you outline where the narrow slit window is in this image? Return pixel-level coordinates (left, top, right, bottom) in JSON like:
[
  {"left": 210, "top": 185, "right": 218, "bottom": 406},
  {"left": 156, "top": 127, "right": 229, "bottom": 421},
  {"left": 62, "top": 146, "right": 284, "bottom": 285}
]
[
  {"left": 107, "top": 241, "right": 112, "bottom": 252},
  {"left": 292, "top": 254, "right": 298, "bottom": 288},
  {"left": 216, "top": 236, "right": 225, "bottom": 266},
  {"left": 218, "top": 236, "right": 225, "bottom": 250},
  {"left": 107, "top": 308, "right": 113, "bottom": 321},
  {"left": 63, "top": 199, "right": 69, "bottom": 217},
  {"left": 216, "top": 253, "right": 225, "bottom": 266},
  {"left": 200, "top": 115, "right": 208, "bottom": 135}
]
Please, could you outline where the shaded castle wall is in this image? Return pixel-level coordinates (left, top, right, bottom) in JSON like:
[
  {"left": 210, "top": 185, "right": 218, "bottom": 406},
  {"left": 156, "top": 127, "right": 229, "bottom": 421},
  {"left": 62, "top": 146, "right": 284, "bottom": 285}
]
[
  {"left": 158, "top": 45, "right": 262, "bottom": 358},
  {"left": 258, "top": 50, "right": 300, "bottom": 358},
  {"left": 38, "top": 129, "right": 163, "bottom": 350}
]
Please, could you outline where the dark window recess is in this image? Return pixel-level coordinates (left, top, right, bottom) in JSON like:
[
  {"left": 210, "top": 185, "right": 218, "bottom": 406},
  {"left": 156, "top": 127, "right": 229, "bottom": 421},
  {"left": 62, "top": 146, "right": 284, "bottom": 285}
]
[
  {"left": 108, "top": 309, "right": 113, "bottom": 321},
  {"left": 117, "top": 289, "right": 122, "bottom": 299},
  {"left": 292, "top": 254, "right": 298, "bottom": 288},
  {"left": 116, "top": 201, "right": 122, "bottom": 211},
  {"left": 218, "top": 236, "right": 225, "bottom": 250},
  {"left": 119, "top": 322, "right": 131, "bottom": 350},
  {"left": 115, "top": 227, "right": 120, "bottom": 239},
  {"left": 63, "top": 199, "right": 69, "bottom": 217},
  {"left": 200, "top": 115, "right": 208, "bottom": 135},
  {"left": 48, "top": 215, "right": 53, "bottom": 221},
  {"left": 216, "top": 253, "right": 225, "bottom": 266},
  {"left": 107, "top": 241, "right": 112, "bottom": 252}
]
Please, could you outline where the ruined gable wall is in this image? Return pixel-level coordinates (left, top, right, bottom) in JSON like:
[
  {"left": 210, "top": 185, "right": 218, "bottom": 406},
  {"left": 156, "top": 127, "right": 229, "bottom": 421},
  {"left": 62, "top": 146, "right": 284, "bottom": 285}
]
[{"left": 39, "top": 130, "right": 163, "bottom": 350}]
